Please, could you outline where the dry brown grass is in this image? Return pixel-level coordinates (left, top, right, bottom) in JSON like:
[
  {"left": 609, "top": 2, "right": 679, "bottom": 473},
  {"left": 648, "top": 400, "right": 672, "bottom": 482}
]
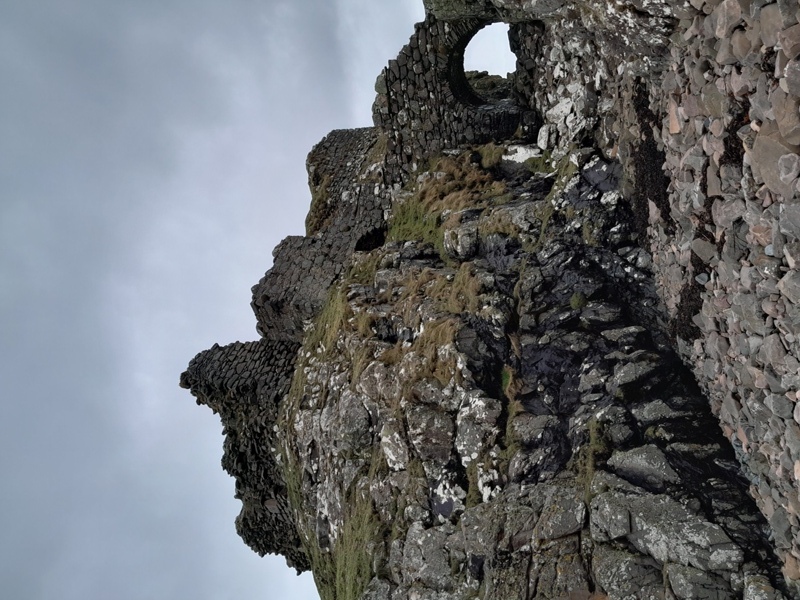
[
  {"left": 445, "top": 262, "right": 483, "bottom": 314},
  {"left": 416, "top": 153, "right": 506, "bottom": 213},
  {"left": 387, "top": 151, "right": 507, "bottom": 260}
]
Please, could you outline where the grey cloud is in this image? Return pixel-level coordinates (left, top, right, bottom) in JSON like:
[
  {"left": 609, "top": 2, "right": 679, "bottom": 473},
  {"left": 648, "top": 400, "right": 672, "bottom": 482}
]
[
  {"left": 0, "top": 1, "right": 351, "bottom": 598},
  {"left": 0, "top": 1, "right": 433, "bottom": 598}
]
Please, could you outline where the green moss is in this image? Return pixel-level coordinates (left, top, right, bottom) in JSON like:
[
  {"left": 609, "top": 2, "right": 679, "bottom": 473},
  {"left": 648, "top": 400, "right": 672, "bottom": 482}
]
[
  {"left": 387, "top": 197, "right": 445, "bottom": 257},
  {"left": 501, "top": 367, "right": 513, "bottom": 396},
  {"left": 570, "top": 292, "right": 588, "bottom": 310},
  {"left": 523, "top": 152, "right": 554, "bottom": 175}
]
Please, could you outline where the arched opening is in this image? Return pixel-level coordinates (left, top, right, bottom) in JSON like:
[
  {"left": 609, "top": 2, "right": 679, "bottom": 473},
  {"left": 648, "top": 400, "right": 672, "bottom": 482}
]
[{"left": 462, "top": 23, "right": 517, "bottom": 103}]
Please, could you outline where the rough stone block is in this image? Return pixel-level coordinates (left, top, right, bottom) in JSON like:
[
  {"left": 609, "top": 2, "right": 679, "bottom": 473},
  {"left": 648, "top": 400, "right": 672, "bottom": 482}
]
[
  {"left": 762, "top": 3, "right": 784, "bottom": 47},
  {"left": 772, "top": 88, "right": 800, "bottom": 145},
  {"left": 751, "top": 131, "right": 800, "bottom": 199},
  {"left": 667, "top": 564, "right": 732, "bottom": 599},
  {"left": 781, "top": 23, "right": 800, "bottom": 59}
]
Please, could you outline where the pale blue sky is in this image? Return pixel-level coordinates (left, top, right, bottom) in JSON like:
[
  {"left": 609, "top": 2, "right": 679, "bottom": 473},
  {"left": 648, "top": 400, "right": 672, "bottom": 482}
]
[{"left": 0, "top": 2, "right": 514, "bottom": 598}]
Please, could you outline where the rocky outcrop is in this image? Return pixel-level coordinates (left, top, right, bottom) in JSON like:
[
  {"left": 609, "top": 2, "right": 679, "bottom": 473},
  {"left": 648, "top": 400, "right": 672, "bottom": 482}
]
[{"left": 182, "top": 0, "right": 800, "bottom": 598}]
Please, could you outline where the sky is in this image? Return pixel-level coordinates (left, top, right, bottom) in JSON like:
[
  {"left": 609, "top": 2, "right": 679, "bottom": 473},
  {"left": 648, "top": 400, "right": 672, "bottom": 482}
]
[{"left": 0, "top": 3, "right": 515, "bottom": 599}]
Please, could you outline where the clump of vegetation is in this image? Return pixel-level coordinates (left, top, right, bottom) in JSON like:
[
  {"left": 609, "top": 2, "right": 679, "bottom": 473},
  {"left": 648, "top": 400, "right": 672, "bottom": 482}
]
[
  {"left": 350, "top": 341, "right": 375, "bottom": 384},
  {"left": 545, "top": 153, "right": 580, "bottom": 203},
  {"left": 532, "top": 200, "right": 556, "bottom": 250},
  {"left": 347, "top": 250, "right": 382, "bottom": 285},
  {"left": 582, "top": 220, "right": 600, "bottom": 247},
  {"left": 445, "top": 262, "right": 482, "bottom": 314},
  {"left": 378, "top": 316, "right": 460, "bottom": 395},
  {"left": 500, "top": 364, "right": 521, "bottom": 399},
  {"left": 387, "top": 151, "right": 507, "bottom": 260},
  {"left": 281, "top": 312, "right": 389, "bottom": 600},
  {"left": 387, "top": 197, "right": 446, "bottom": 257},
  {"left": 478, "top": 207, "right": 521, "bottom": 240},
  {"left": 523, "top": 151, "right": 554, "bottom": 175},
  {"left": 575, "top": 417, "right": 611, "bottom": 505},
  {"left": 477, "top": 142, "right": 505, "bottom": 169},
  {"left": 306, "top": 173, "right": 333, "bottom": 236},
  {"left": 332, "top": 452, "right": 389, "bottom": 600},
  {"left": 497, "top": 397, "right": 524, "bottom": 478},
  {"left": 279, "top": 355, "right": 331, "bottom": 596},
  {"left": 415, "top": 318, "right": 460, "bottom": 386},
  {"left": 306, "top": 286, "right": 351, "bottom": 356},
  {"left": 466, "top": 71, "right": 513, "bottom": 103},
  {"left": 570, "top": 292, "right": 588, "bottom": 310}
]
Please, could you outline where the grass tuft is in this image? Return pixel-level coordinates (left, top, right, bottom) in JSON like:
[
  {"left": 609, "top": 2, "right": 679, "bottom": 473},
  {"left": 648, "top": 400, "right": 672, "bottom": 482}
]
[
  {"left": 576, "top": 417, "right": 611, "bottom": 505},
  {"left": 306, "top": 174, "right": 333, "bottom": 236}
]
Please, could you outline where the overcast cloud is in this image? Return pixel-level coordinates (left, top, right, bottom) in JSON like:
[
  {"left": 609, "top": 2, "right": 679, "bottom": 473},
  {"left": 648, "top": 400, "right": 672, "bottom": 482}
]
[{"left": 0, "top": 2, "right": 518, "bottom": 599}]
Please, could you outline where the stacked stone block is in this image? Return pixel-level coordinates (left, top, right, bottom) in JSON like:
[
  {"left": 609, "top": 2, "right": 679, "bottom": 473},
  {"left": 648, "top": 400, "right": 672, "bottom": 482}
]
[
  {"left": 372, "top": 14, "right": 533, "bottom": 180},
  {"left": 251, "top": 128, "right": 389, "bottom": 342},
  {"left": 180, "top": 339, "right": 307, "bottom": 570}
]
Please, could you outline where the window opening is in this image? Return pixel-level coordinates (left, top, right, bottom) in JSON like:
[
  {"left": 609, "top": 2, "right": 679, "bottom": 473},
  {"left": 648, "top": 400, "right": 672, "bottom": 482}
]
[{"left": 462, "top": 23, "right": 516, "bottom": 103}]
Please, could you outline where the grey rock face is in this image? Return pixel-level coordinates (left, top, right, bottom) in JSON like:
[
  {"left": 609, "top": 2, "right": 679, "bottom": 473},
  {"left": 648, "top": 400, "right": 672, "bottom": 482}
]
[{"left": 181, "top": 0, "right": 800, "bottom": 598}]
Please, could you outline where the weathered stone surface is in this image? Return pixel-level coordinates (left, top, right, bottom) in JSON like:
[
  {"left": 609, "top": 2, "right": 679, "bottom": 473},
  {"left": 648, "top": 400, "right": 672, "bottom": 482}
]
[
  {"left": 712, "top": 0, "right": 742, "bottom": 39},
  {"left": 781, "top": 24, "right": 800, "bottom": 59},
  {"left": 666, "top": 563, "right": 732, "bottom": 600},
  {"left": 787, "top": 59, "right": 800, "bottom": 95},
  {"left": 778, "top": 270, "right": 800, "bottom": 304},
  {"left": 762, "top": 3, "right": 785, "bottom": 47},
  {"left": 181, "top": 1, "right": 800, "bottom": 597},
  {"left": 752, "top": 132, "right": 799, "bottom": 199},
  {"left": 592, "top": 547, "right": 663, "bottom": 599},
  {"left": 607, "top": 445, "right": 681, "bottom": 490},
  {"left": 773, "top": 88, "right": 800, "bottom": 145},
  {"left": 780, "top": 203, "right": 800, "bottom": 240}
]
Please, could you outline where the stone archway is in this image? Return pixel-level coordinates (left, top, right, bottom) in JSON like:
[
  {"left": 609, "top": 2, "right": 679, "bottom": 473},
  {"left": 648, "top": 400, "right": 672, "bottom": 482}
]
[
  {"left": 372, "top": 14, "right": 538, "bottom": 179},
  {"left": 445, "top": 19, "right": 501, "bottom": 107}
]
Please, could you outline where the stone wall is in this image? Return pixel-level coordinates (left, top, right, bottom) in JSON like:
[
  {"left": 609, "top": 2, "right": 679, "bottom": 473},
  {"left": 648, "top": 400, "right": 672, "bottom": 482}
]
[
  {"left": 647, "top": 0, "right": 800, "bottom": 583},
  {"left": 179, "top": 339, "right": 305, "bottom": 570},
  {"left": 372, "top": 14, "right": 536, "bottom": 180},
  {"left": 251, "top": 128, "right": 389, "bottom": 342}
]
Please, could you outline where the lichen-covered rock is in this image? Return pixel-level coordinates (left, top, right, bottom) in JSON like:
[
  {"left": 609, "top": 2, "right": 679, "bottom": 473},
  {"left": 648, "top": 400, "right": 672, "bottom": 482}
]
[{"left": 181, "top": 0, "right": 800, "bottom": 597}]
